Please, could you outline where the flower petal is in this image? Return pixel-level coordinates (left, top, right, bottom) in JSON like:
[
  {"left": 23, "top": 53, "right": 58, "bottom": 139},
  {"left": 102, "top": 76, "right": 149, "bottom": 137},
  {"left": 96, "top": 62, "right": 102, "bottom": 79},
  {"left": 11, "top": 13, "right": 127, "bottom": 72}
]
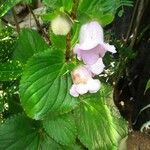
[
  {"left": 79, "top": 21, "right": 104, "bottom": 50},
  {"left": 79, "top": 45, "right": 101, "bottom": 65},
  {"left": 98, "top": 44, "right": 107, "bottom": 57},
  {"left": 87, "top": 58, "right": 105, "bottom": 75},
  {"left": 71, "top": 66, "right": 92, "bottom": 84},
  {"left": 76, "top": 84, "right": 88, "bottom": 95},
  {"left": 73, "top": 44, "right": 82, "bottom": 60},
  {"left": 70, "top": 85, "right": 79, "bottom": 97},
  {"left": 101, "top": 43, "right": 116, "bottom": 54},
  {"left": 87, "top": 79, "right": 101, "bottom": 93}
]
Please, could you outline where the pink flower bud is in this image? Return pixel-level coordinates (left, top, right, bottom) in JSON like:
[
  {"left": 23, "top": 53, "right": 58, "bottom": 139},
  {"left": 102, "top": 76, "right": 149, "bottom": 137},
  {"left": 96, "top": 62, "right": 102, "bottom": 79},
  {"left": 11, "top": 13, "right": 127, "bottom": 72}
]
[
  {"left": 69, "top": 66, "right": 101, "bottom": 97},
  {"left": 74, "top": 21, "right": 116, "bottom": 66}
]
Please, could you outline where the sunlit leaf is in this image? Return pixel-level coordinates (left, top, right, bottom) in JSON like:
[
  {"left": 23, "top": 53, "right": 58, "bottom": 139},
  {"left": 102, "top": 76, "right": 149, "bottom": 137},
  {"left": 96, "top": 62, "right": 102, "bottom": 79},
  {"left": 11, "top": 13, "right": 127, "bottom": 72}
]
[
  {"left": 20, "top": 48, "right": 78, "bottom": 120},
  {"left": 43, "top": 113, "right": 77, "bottom": 145},
  {"left": 75, "top": 89, "right": 127, "bottom": 150},
  {"left": 62, "top": 0, "right": 73, "bottom": 12},
  {"left": 0, "top": 27, "right": 16, "bottom": 63}
]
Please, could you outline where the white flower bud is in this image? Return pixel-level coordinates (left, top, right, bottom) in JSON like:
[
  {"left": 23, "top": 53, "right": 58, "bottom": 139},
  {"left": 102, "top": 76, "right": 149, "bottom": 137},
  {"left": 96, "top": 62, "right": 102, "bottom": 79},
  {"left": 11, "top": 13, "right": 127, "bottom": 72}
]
[{"left": 51, "top": 15, "right": 72, "bottom": 35}]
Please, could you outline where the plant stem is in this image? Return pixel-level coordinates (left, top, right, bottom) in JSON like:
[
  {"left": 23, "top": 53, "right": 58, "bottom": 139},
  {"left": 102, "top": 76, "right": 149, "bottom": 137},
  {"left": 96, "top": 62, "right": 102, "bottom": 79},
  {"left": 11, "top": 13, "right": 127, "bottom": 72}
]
[
  {"left": 129, "top": 0, "right": 145, "bottom": 48},
  {"left": 125, "top": 0, "right": 139, "bottom": 42},
  {"left": 12, "top": 8, "right": 20, "bottom": 33},
  {"left": 66, "top": 32, "right": 71, "bottom": 61},
  {"left": 65, "top": 0, "right": 80, "bottom": 61},
  {"left": 27, "top": 5, "right": 51, "bottom": 45},
  {"left": 70, "top": 0, "right": 80, "bottom": 20}
]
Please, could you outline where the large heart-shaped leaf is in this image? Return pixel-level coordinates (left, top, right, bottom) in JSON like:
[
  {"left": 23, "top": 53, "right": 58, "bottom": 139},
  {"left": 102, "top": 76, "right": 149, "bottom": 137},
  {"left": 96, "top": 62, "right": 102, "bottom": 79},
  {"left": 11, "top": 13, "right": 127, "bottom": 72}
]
[
  {"left": 75, "top": 91, "right": 127, "bottom": 150},
  {"left": 0, "top": 114, "right": 39, "bottom": 150},
  {"left": 13, "top": 29, "right": 49, "bottom": 64},
  {"left": 43, "top": 113, "right": 77, "bottom": 145},
  {"left": 0, "top": 114, "right": 78, "bottom": 150},
  {"left": 20, "top": 48, "right": 78, "bottom": 120}
]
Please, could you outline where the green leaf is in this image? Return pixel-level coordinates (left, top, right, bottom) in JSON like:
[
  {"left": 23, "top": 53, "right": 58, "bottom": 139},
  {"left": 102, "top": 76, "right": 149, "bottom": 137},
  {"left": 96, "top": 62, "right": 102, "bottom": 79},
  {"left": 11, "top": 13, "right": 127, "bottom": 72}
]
[
  {"left": 145, "top": 79, "right": 150, "bottom": 93},
  {"left": 39, "top": 134, "right": 64, "bottom": 150},
  {"left": 43, "top": 0, "right": 62, "bottom": 10},
  {"left": 0, "top": 114, "right": 39, "bottom": 150},
  {"left": 0, "top": 97, "right": 4, "bottom": 113},
  {"left": 20, "top": 48, "right": 78, "bottom": 120},
  {"left": 75, "top": 91, "right": 127, "bottom": 150},
  {"left": 41, "top": 12, "right": 58, "bottom": 21},
  {"left": 50, "top": 32, "right": 66, "bottom": 50},
  {"left": 77, "top": 0, "right": 132, "bottom": 26},
  {"left": 0, "top": 60, "right": 22, "bottom": 81},
  {"left": 96, "top": 13, "right": 114, "bottom": 26},
  {"left": 0, "top": 114, "right": 70, "bottom": 150},
  {"left": 62, "top": 0, "right": 73, "bottom": 12},
  {"left": 43, "top": 0, "right": 73, "bottom": 12},
  {"left": 13, "top": 29, "right": 49, "bottom": 64},
  {"left": 77, "top": 0, "right": 115, "bottom": 25},
  {"left": 0, "top": 0, "right": 22, "bottom": 17},
  {"left": 43, "top": 113, "right": 77, "bottom": 145},
  {"left": 71, "top": 23, "right": 81, "bottom": 47},
  {"left": 0, "top": 19, "right": 4, "bottom": 31},
  {"left": 39, "top": 134, "right": 82, "bottom": 150}
]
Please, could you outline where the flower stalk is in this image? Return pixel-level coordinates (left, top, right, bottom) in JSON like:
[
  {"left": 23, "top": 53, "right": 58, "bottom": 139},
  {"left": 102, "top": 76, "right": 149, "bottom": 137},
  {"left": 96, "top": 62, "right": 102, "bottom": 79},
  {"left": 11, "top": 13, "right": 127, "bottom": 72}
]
[
  {"left": 65, "top": 0, "right": 80, "bottom": 62},
  {"left": 66, "top": 32, "right": 71, "bottom": 61}
]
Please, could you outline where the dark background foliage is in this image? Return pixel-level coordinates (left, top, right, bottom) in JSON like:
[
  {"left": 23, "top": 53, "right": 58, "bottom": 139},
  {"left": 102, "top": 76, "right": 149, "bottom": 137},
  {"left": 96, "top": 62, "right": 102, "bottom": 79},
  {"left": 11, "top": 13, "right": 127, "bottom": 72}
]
[{"left": 113, "top": 0, "right": 150, "bottom": 130}]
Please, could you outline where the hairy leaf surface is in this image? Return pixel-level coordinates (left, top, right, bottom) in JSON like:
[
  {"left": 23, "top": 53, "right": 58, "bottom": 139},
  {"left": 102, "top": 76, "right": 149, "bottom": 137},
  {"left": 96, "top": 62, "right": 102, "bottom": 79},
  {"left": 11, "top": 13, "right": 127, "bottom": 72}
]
[
  {"left": 20, "top": 48, "right": 78, "bottom": 120},
  {"left": 0, "top": 114, "right": 39, "bottom": 150},
  {"left": 75, "top": 91, "right": 127, "bottom": 150},
  {"left": 43, "top": 113, "right": 77, "bottom": 145}
]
